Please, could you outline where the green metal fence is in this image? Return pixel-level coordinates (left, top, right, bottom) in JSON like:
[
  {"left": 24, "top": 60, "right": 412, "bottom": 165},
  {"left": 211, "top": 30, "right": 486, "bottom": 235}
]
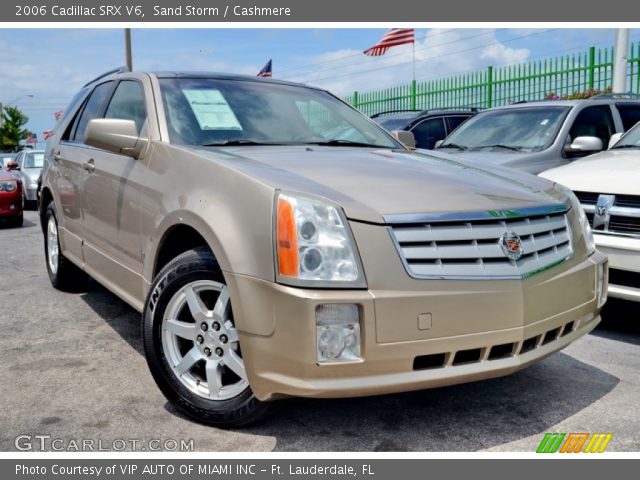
[{"left": 345, "top": 43, "right": 640, "bottom": 116}]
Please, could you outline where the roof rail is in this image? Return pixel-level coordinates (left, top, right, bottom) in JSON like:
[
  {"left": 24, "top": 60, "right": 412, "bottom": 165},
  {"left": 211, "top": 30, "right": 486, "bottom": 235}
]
[
  {"left": 82, "top": 66, "right": 130, "bottom": 87},
  {"left": 589, "top": 92, "right": 640, "bottom": 100},
  {"left": 371, "top": 107, "right": 479, "bottom": 118}
]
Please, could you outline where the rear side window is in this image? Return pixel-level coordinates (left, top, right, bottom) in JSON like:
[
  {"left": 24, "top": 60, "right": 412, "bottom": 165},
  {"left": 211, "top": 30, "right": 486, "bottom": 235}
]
[
  {"left": 71, "top": 81, "right": 114, "bottom": 142},
  {"left": 446, "top": 115, "right": 471, "bottom": 133},
  {"left": 617, "top": 104, "right": 640, "bottom": 131},
  {"left": 411, "top": 117, "right": 446, "bottom": 149},
  {"left": 105, "top": 81, "right": 148, "bottom": 134},
  {"left": 569, "top": 105, "right": 615, "bottom": 147}
]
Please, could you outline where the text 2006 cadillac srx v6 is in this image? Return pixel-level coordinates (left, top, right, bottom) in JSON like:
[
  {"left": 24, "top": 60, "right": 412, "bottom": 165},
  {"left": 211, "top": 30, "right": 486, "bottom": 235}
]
[{"left": 40, "top": 69, "right": 607, "bottom": 426}]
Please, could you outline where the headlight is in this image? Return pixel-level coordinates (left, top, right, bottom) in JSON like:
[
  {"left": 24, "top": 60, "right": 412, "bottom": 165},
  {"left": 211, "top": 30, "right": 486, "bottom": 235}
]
[
  {"left": 0, "top": 180, "right": 17, "bottom": 192},
  {"left": 275, "top": 192, "right": 366, "bottom": 288},
  {"left": 554, "top": 183, "right": 595, "bottom": 254}
]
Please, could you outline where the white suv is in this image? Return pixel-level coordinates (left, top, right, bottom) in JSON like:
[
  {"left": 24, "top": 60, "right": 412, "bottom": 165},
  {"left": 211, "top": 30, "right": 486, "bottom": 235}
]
[{"left": 541, "top": 122, "right": 640, "bottom": 302}]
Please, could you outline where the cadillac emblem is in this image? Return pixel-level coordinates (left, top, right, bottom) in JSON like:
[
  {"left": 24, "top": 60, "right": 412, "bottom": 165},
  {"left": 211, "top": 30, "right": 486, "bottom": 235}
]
[{"left": 500, "top": 231, "right": 524, "bottom": 260}]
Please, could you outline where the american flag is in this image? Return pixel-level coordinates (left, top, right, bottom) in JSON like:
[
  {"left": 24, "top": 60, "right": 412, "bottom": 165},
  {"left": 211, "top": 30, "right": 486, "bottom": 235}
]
[
  {"left": 26, "top": 133, "right": 37, "bottom": 144},
  {"left": 54, "top": 110, "right": 63, "bottom": 121},
  {"left": 257, "top": 59, "right": 272, "bottom": 78},
  {"left": 363, "top": 28, "right": 415, "bottom": 56},
  {"left": 43, "top": 130, "right": 53, "bottom": 140}
]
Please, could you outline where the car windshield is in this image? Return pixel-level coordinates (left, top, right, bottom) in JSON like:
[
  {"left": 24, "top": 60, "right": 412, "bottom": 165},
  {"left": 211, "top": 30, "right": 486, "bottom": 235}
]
[
  {"left": 441, "top": 106, "right": 570, "bottom": 152},
  {"left": 612, "top": 122, "right": 640, "bottom": 149},
  {"left": 159, "top": 78, "right": 400, "bottom": 148},
  {"left": 24, "top": 152, "right": 44, "bottom": 169}
]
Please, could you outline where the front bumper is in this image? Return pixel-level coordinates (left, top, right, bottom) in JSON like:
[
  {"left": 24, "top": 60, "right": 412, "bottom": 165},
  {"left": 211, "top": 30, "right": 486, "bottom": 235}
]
[
  {"left": 24, "top": 187, "right": 37, "bottom": 202},
  {"left": 0, "top": 194, "right": 23, "bottom": 217},
  {"left": 594, "top": 233, "right": 640, "bottom": 302},
  {"left": 226, "top": 251, "right": 607, "bottom": 401}
]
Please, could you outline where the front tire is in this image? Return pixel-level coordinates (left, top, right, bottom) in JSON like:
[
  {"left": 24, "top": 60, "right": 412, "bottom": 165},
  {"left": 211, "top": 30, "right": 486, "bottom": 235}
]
[
  {"left": 44, "top": 201, "right": 88, "bottom": 291},
  {"left": 142, "top": 247, "right": 269, "bottom": 427}
]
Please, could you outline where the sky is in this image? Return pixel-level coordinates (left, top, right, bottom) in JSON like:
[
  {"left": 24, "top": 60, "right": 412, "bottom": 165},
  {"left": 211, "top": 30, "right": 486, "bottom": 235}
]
[{"left": 0, "top": 27, "right": 637, "bottom": 140}]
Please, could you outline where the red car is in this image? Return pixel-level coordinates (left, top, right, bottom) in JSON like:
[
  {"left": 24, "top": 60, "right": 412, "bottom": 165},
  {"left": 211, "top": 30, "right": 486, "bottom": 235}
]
[{"left": 0, "top": 164, "right": 23, "bottom": 227}]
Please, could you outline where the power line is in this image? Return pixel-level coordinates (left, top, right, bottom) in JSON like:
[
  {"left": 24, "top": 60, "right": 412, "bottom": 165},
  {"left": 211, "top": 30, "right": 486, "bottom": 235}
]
[
  {"left": 282, "top": 29, "right": 507, "bottom": 82},
  {"left": 300, "top": 29, "right": 559, "bottom": 85},
  {"left": 275, "top": 28, "right": 486, "bottom": 76}
]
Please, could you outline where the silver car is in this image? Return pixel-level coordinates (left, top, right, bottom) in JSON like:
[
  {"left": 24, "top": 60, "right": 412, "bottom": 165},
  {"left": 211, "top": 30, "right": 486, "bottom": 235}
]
[
  {"left": 11, "top": 149, "right": 44, "bottom": 207},
  {"left": 435, "top": 94, "right": 640, "bottom": 174}
]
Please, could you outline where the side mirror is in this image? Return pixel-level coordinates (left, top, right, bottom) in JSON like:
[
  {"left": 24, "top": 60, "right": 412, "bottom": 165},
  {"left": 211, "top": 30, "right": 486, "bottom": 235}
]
[
  {"left": 85, "top": 118, "right": 148, "bottom": 158},
  {"left": 6, "top": 161, "right": 19, "bottom": 171},
  {"left": 608, "top": 132, "right": 623, "bottom": 149},
  {"left": 568, "top": 136, "right": 603, "bottom": 153},
  {"left": 434, "top": 139, "right": 444, "bottom": 148},
  {"left": 390, "top": 130, "right": 416, "bottom": 149}
]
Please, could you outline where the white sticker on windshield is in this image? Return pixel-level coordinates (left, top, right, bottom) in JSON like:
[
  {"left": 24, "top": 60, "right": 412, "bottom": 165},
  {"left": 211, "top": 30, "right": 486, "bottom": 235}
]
[
  {"left": 540, "top": 119, "right": 550, "bottom": 125},
  {"left": 182, "top": 89, "right": 243, "bottom": 131}
]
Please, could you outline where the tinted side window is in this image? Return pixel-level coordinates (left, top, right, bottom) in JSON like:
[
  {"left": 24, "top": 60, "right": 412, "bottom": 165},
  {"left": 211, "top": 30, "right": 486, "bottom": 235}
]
[
  {"left": 569, "top": 105, "right": 615, "bottom": 148},
  {"left": 617, "top": 104, "right": 640, "bottom": 131},
  {"left": 72, "top": 81, "right": 114, "bottom": 143},
  {"left": 446, "top": 115, "right": 471, "bottom": 133},
  {"left": 105, "top": 81, "right": 147, "bottom": 134},
  {"left": 412, "top": 117, "right": 446, "bottom": 149}
]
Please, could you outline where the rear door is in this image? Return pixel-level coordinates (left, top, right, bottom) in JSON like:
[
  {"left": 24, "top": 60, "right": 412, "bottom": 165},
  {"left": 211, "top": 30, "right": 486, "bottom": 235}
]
[
  {"left": 81, "top": 77, "right": 151, "bottom": 307},
  {"left": 52, "top": 81, "right": 115, "bottom": 265},
  {"left": 615, "top": 102, "right": 640, "bottom": 131}
]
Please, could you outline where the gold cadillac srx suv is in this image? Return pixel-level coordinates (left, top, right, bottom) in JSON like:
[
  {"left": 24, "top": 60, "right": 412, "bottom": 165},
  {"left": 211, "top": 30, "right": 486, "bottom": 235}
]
[{"left": 40, "top": 68, "right": 608, "bottom": 426}]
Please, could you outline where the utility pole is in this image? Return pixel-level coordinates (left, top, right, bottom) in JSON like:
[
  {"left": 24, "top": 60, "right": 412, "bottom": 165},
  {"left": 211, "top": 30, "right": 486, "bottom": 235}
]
[
  {"left": 612, "top": 28, "right": 629, "bottom": 93},
  {"left": 125, "top": 28, "right": 133, "bottom": 71}
]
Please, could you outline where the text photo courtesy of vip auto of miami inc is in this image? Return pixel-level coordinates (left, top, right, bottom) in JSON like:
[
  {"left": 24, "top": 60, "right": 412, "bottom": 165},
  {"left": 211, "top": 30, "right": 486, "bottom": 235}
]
[{"left": 1, "top": 17, "right": 640, "bottom": 470}]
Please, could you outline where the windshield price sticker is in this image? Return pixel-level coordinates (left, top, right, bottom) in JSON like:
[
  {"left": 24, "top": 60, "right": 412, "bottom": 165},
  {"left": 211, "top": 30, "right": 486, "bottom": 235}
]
[{"left": 182, "top": 89, "right": 243, "bottom": 131}]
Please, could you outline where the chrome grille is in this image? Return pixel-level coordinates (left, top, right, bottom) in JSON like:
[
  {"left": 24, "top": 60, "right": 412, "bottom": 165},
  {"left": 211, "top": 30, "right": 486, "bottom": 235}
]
[
  {"left": 387, "top": 206, "right": 573, "bottom": 279},
  {"left": 575, "top": 191, "right": 640, "bottom": 236}
]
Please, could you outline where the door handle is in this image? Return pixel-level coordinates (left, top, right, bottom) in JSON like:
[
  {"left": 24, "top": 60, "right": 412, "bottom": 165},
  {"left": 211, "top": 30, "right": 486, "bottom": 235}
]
[
  {"left": 83, "top": 158, "right": 95, "bottom": 173},
  {"left": 53, "top": 151, "right": 62, "bottom": 163}
]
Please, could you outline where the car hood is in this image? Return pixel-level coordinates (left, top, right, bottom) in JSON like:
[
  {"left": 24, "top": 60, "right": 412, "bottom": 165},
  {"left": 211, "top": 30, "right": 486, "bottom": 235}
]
[
  {"left": 540, "top": 149, "right": 640, "bottom": 196},
  {"left": 0, "top": 169, "right": 18, "bottom": 182},
  {"left": 433, "top": 149, "right": 537, "bottom": 165},
  {"left": 192, "top": 145, "right": 561, "bottom": 224}
]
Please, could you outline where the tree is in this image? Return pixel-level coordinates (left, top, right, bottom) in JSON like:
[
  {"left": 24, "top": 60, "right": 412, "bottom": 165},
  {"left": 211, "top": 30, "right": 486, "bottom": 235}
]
[{"left": 0, "top": 106, "right": 31, "bottom": 152}]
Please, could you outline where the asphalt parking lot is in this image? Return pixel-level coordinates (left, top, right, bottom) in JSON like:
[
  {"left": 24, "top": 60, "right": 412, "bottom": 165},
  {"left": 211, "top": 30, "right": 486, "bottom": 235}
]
[{"left": 1, "top": 210, "right": 639, "bottom": 452}]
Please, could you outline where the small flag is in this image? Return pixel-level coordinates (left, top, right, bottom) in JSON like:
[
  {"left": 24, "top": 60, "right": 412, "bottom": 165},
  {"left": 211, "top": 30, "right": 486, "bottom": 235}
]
[
  {"left": 257, "top": 59, "right": 272, "bottom": 78},
  {"left": 54, "top": 110, "right": 63, "bottom": 121},
  {"left": 43, "top": 130, "right": 53, "bottom": 140},
  {"left": 27, "top": 133, "right": 37, "bottom": 144},
  {"left": 364, "top": 28, "right": 415, "bottom": 57}
]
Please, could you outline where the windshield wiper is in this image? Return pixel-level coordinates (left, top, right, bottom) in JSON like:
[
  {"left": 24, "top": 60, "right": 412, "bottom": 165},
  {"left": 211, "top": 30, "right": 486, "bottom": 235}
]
[
  {"left": 301, "top": 139, "right": 393, "bottom": 148},
  {"left": 476, "top": 144, "right": 522, "bottom": 151},
  {"left": 438, "top": 143, "right": 468, "bottom": 150},
  {"left": 201, "top": 139, "right": 289, "bottom": 146},
  {"left": 611, "top": 144, "right": 640, "bottom": 149}
]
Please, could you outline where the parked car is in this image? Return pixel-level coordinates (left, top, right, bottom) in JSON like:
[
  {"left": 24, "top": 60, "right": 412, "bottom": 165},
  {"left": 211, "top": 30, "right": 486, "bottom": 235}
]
[
  {"left": 540, "top": 121, "right": 640, "bottom": 302},
  {"left": 41, "top": 68, "right": 607, "bottom": 427},
  {"left": 1, "top": 152, "right": 17, "bottom": 168},
  {"left": 9, "top": 149, "right": 44, "bottom": 208},
  {"left": 435, "top": 94, "right": 640, "bottom": 173},
  {"left": 0, "top": 165, "right": 24, "bottom": 227},
  {"left": 371, "top": 109, "right": 477, "bottom": 149}
]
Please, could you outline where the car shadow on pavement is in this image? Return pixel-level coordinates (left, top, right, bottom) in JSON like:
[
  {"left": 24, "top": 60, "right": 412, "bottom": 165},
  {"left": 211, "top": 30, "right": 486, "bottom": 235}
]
[
  {"left": 79, "top": 281, "right": 620, "bottom": 452},
  {"left": 80, "top": 280, "right": 145, "bottom": 356},
  {"left": 592, "top": 299, "right": 640, "bottom": 346},
  {"left": 239, "top": 353, "right": 619, "bottom": 451}
]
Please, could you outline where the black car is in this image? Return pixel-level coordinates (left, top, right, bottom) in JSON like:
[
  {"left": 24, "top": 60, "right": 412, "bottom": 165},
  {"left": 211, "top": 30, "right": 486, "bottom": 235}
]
[{"left": 372, "top": 108, "right": 478, "bottom": 149}]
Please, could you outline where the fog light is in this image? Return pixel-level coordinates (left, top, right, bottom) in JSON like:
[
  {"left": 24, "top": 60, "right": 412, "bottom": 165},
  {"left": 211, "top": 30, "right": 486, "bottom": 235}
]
[
  {"left": 596, "top": 262, "right": 608, "bottom": 308},
  {"left": 316, "top": 304, "right": 361, "bottom": 363}
]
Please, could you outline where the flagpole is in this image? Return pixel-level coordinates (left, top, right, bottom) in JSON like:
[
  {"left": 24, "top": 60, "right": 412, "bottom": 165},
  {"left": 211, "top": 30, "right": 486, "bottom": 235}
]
[{"left": 412, "top": 41, "right": 416, "bottom": 82}]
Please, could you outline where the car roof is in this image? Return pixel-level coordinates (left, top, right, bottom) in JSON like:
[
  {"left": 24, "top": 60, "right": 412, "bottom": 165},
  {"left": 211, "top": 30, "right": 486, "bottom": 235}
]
[
  {"left": 86, "top": 67, "right": 325, "bottom": 91},
  {"left": 486, "top": 97, "right": 640, "bottom": 111}
]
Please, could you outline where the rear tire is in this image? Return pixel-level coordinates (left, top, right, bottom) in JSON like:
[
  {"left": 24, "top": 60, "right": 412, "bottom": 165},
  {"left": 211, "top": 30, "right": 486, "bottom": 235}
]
[
  {"left": 143, "top": 247, "right": 270, "bottom": 427},
  {"left": 44, "top": 201, "right": 88, "bottom": 292}
]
